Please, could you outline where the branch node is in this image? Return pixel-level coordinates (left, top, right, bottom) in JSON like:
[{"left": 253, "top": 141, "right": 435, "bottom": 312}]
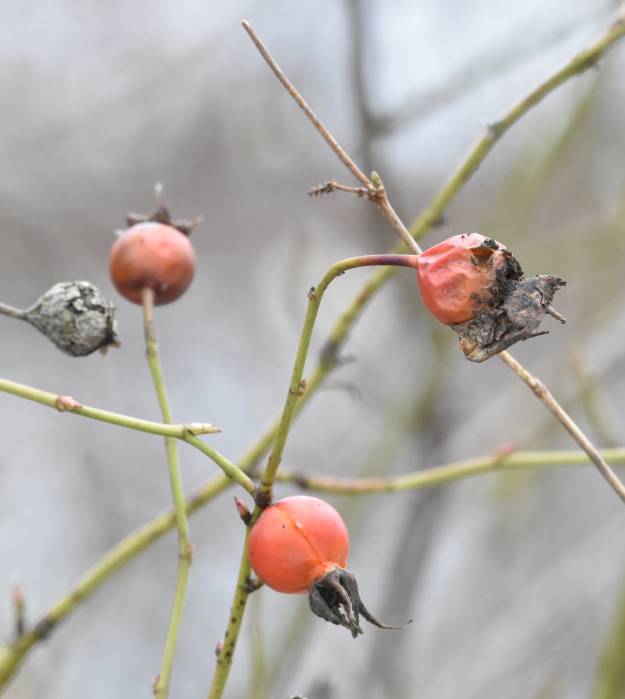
[
  {"left": 179, "top": 542, "right": 193, "bottom": 562},
  {"left": 254, "top": 487, "right": 273, "bottom": 509},
  {"left": 243, "top": 576, "right": 264, "bottom": 594},
  {"left": 33, "top": 616, "right": 55, "bottom": 640},
  {"left": 55, "top": 395, "right": 82, "bottom": 412}
]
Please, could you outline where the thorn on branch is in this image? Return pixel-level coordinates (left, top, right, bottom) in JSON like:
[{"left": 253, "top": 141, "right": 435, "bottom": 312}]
[{"left": 234, "top": 496, "right": 252, "bottom": 525}]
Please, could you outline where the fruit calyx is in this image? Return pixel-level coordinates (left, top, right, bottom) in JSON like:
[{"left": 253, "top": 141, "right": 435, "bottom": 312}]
[
  {"left": 308, "top": 567, "right": 403, "bottom": 638},
  {"left": 452, "top": 239, "right": 565, "bottom": 361},
  {"left": 125, "top": 204, "right": 201, "bottom": 237}
]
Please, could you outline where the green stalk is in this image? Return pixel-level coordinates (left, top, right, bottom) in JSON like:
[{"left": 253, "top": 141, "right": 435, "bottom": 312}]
[
  {"left": 206, "top": 254, "right": 417, "bottom": 698},
  {"left": 0, "top": 376, "right": 220, "bottom": 438},
  {"left": 0, "top": 376, "right": 254, "bottom": 494},
  {"left": 142, "top": 288, "right": 192, "bottom": 699}
]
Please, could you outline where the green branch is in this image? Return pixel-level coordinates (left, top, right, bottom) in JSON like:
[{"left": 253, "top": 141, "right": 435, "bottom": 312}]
[
  {"left": 592, "top": 567, "right": 625, "bottom": 699},
  {"left": 207, "top": 253, "right": 419, "bottom": 697},
  {"left": 1, "top": 446, "right": 624, "bottom": 691},
  {"left": 0, "top": 376, "right": 255, "bottom": 496},
  {"left": 0, "top": 376, "right": 220, "bottom": 438},
  {"left": 276, "top": 448, "right": 625, "bottom": 494},
  {"left": 142, "top": 287, "right": 192, "bottom": 698}
]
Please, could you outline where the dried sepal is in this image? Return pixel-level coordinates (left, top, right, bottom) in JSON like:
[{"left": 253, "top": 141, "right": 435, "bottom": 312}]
[
  {"left": 451, "top": 272, "right": 566, "bottom": 362},
  {"left": 308, "top": 567, "right": 404, "bottom": 638}
]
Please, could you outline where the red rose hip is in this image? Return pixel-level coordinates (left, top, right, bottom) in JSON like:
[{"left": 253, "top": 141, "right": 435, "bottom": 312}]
[
  {"left": 415, "top": 233, "right": 565, "bottom": 362},
  {"left": 109, "top": 222, "right": 195, "bottom": 306},
  {"left": 249, "top": 495, "right": 349, "bottom": 594},
  {"left": 248, "top": 495, "right": 400, "bottom": 637},
  {"left": 415, "top": 233, "right": 512, "bottom": 325}
]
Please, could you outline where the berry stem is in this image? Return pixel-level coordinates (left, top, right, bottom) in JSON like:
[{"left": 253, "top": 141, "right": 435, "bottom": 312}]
[
  {"left": 142, "top": 287, "right": 192, "bottom": 699},
  {"left": 208, "top": 254, "right": 418, "bottom": 697},
  {"left": 256, "top": 254, "right": 417, "bottom": 501},
  {"left": 0, "top": 301, "right": 26, "bottom": 320}
]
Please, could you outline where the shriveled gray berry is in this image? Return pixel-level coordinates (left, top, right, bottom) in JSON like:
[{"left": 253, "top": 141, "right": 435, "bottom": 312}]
[{"left": 24, "top": 281, "right": 120, "bottom": 357}]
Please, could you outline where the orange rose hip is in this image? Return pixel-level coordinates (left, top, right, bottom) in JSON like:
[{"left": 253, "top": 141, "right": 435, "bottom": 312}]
[{"left": 109, "top": 221, "right": 195, "bottom": 305}]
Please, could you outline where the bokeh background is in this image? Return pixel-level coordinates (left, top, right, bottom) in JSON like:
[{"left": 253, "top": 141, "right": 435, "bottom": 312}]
[{"left": 2, "top": 1, "right": 625, "bottom": 697}]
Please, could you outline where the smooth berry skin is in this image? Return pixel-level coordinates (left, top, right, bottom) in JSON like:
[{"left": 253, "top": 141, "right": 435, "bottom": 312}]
[
  {"left": 416, "top": 233, "right": 507, "bottom": 325},
  {"left": 248, "top": 496, "right": 349, "bottom": 594},
  {"left": 109, "top": 222, "right": 195, "bottom": 305}
]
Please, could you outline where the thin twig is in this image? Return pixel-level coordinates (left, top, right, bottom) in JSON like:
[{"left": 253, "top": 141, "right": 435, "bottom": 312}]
[
  {"left": 242, "top": 21, "right": 370, "bottom": 188},
  {"left": 142, "top": 287, "right": 192, "bottom": 698},
  {"left": 242, "top": 21, "right": 423, "bottom": 255},
  {"left": 499, "top": 351, "right": 625, "bottom": 503},
  {"left": 276, "top": 447, "right": 625, "bottom": 494},
  {"left": 0, "top": 301, "right": 26, "bottom": 320},
  {"left": 308, "top": 181, "right": 369, "bottom": 198},
  {"left": 0, "top": 376, "right": 258, "bottom": 493},
  {"left": 0, "top": 376, "right": 220, "bottom": 437}
]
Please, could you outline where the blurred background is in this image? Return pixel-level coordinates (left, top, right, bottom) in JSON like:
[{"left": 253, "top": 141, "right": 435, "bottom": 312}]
[{"left": 1, "top": 1, "right": 625, "bottom": 697}]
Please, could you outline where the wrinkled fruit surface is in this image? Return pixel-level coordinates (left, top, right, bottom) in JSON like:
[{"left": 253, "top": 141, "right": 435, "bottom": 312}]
[
  {"left": 416, "top": 233, "right": 565, "bottom": 361},
  {"left": 25, "top": 281, "right": 119, "bottom": 356},
  {"left": 109, "top": 222, "right": 195, "bottom": 305},
  {"left": 248, "top": 495, "right": 400, "bottom": 636}
]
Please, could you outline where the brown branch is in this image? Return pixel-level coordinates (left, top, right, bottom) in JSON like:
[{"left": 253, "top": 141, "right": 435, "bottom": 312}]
[
  {"left": 242, "top": 20, "right": 370, "bottom": 188},
  {"left": 241, "top": 21, "right": 422, "bottom": 255},
  {"left": 499, "top": 351, "right": 625, "bottom": 504}
]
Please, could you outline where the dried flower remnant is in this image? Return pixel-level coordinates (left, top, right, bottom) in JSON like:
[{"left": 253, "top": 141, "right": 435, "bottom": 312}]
[{"left": 416, "top": 233, "right": 565, "bottom": 361}]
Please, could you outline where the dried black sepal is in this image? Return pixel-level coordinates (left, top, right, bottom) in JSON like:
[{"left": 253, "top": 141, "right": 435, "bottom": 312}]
[
  {"left": 448, "top": 241, "right": 566, "bottom": 362},
  {"left": 308, "top": 567, "right": 406, "bottom": 638},
  {"left": 125, "top": 204, "right": 201, "bottom": 237}
]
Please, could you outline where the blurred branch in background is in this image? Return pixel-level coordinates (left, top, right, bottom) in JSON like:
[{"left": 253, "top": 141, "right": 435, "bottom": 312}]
[
  {"left": 570, "top": 352, "right": 620, "bottom": 448},
  {"left": 593, "top": 567, "right": 625, "bottom": 699},
  {"left": 371, "top": 1, "right": 614, "bottom": 137}
]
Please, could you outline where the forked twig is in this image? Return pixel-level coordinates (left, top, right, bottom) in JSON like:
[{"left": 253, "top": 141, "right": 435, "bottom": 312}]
[
  {"left": 242, "top": 18, "right": 625, "bottom": 505},
  {"left": 242, "top": 20, "right": 422, "bottom": 255}
]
